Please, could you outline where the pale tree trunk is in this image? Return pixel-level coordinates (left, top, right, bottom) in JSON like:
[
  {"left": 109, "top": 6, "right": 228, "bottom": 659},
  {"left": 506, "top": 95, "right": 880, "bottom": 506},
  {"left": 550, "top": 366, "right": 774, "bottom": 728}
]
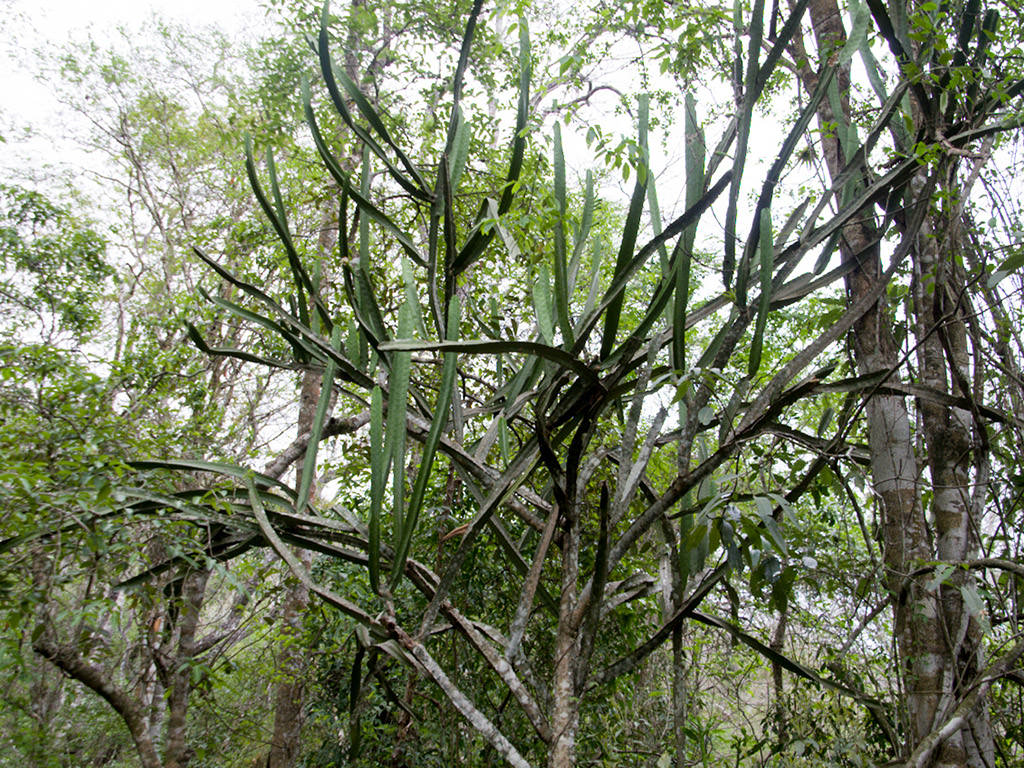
[
  {"left": 659, "top": 515, "right": 688, "bottom": 768},
  {"left": 910, "top": 174, "right": 993, "bottom": 767},
  {"left": 770, "top": 607, "right": 788, "bottom": 741},
  {"left": 549, "top": 510, "right": 581, "bottom": 768},
  {"left": 795, "top": 1, "right": 968, "bottom": 761},
  {"left": 30, "top": 546, "right": 163, "bottom": 768},
  {"left": 264, "top": 549, "right": 313, "bottom": 768},
  {"left": 34, "top": 561, "right": 212, "bottom": 768}
]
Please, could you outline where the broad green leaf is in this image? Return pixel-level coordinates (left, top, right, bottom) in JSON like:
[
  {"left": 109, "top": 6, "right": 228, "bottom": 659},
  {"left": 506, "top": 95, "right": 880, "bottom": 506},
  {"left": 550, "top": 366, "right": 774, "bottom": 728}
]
[
  {"left": 448, "top": 107, "right": 471, "bottom": 193},
  {"left": 387, "top": 293, "right": 415, "bottom": 542},
  {"left": 317, "top": 4, "right": 429, "bottom": 199},
  {"left": 130, "top": 458, "right": 295, "bottom": 497},
  {"left": 581, "top": 172, "right": 732, "bottom": 364},
  {"left": 568, "top": 172, "right": 595, "bottom": 294},
  {"left": 440, "top": 0, "right": 485, "bottom": 160},
  {"left": 816, "top": 406, "right": 835, "bottom": 437},
  {"left": 723, "top": 0, "right": 766, "bottom": 294},
  {"left": 380, "top": 338, "right": 599, "bottom": 386},
  {"left": 198, "top": 288, "right": 316, "bottom": 363},
  {"left": 989, "top": 248, "right": 1024, "bottom": 287},
  {"left": 840, "top": 0, "right": 870, "bottom": 65},
  {"left": 451, "top": 18, "right": 530, "bottom": 275},
  {"left": 303, "top": 84, "right": 426, "bottom": 266},
  {"left": 534, "top": 263, "right": 555, "bottom": 345},
  {"left": 755, "top": 495, "right": 788, "bottom": 554},
  {"left": 185, "top": 323, "right": 292, "bottom": 370},
  {"left": 244, "top": 135, "right": 313, "bottom": 328},
  {"left": 675, "top": 91, "right": 704, "bottom": 372},
  {"left": 959, "top": 584, "right": 990, "bottom": 632}
]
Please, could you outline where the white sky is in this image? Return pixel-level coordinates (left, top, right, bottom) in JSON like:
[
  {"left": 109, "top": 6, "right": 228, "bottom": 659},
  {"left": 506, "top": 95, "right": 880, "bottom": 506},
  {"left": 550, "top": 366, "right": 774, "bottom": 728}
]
[
  {"left": 4, "top": 0, "right": 262, "bottom": 39},
  {"left": 2, "top": 0, "right": 264, "bottom": 176}
]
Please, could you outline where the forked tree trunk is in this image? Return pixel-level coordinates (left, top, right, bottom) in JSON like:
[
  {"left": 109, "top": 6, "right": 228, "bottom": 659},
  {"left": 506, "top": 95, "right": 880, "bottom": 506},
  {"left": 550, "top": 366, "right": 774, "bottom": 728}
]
[{"left": 798, "top": 0, "right": 995, "bottom": 763}]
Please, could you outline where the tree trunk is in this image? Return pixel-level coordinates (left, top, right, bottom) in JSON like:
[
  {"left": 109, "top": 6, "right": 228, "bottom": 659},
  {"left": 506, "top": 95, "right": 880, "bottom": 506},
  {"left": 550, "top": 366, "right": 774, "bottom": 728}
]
[
  {"left": 910, "top": 171, "right": 993, "bottom": 767},
  {"left": 164, "top": 568, "right": 210, "bottom": 768},
  {"left": 548, "top": 510, "right": 581, "bottom": 768},
  {"left": 795, "top": 1, "right": 987, "bottom": 762},
  {"left": 265, "top": 212, "right": 337, "bottom": 768},
  {"left": 265, "top": 552, "right": 313, "bottom": 768}
]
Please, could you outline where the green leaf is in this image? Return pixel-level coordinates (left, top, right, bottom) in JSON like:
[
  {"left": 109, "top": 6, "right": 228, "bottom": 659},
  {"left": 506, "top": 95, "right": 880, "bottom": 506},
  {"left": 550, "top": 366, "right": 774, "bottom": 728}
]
[
  {"left": 387, "top": 285, "right": 415, "bottom": 543},
  {"left": 303, "top": 82, "right": 426, "bottom": 266},
  {"left": 450, "top": 18, "right": 530, "bottom": 275},
  {"left": 296, "top": 324, "right": 342, "bottom": 516},
  {"left": 244, "top": 136, "right": 313, "bottom": 329},
  {"left": 580, "top": 172, "right": 732, "bottom": 364},
  {"left": 989, "top": 248, "right": 1024, "bottom": 287},
  {"left": 840, "top": 0, "right": 871, "bottom": 65},
  {"left": 534, "top": 263, "right": 555, "bottom": 345},
  {"left": 552, "top": 122, "right": 573, "bottom": 347},
  {"left": 723, "top": 0, "right": 767, "bottom": 294},
  {"left": 599, "top": 95, "right": 649, "bottom": 360},
  {"left": 391, "top": 299, "right": 460, "bottom": 586},
  {"left": 747, "top": 207, "right": 773, "bottom": 377},
  {"left": 674, "top": 92, "right": 704, "bottom": 373},
  {"left": 317, "top": 5, "right": 430, "bottom": 197},
  {"left": 379, "top": 338, "right": 599, "bottom": 386},
  {"left": 129, "top": 458, "right": 295, "bottom": 497},
  {"left": 755, "top": 496, "right": 787, "bottom": 555},
  {"left": 959, "top": 583, "right": 990, "bottom": 632},
  {"left": 568, "top": 172, "right": 595, "bottom": 294},
  {"left": 369, "top": 385, "right": 385, "bottom": 593},
  {"left": 816, "top": 406, "right": 835, "bottom": 437},
  {"left": 448, "top": 107, "right": 471, "bottom": 193}
]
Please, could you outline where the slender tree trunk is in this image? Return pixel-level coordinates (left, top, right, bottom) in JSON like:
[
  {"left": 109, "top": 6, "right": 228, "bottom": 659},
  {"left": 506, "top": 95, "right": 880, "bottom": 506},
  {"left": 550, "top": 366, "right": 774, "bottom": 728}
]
[
  {"left": 164, "top": 568, "right": 210, "bottom": 768},
  {"left": 770, "top": 607, "right": 788, "bottom": 741},
  {"left": 795, "top": 1, "right": 951, "bottom": 761},
  {"left": 265, "top": 551, "right": 313, "bottom": 768},
  {"left": 548, "top": 510, "right": 581, "bottom": 768},
  {"left": 910, "top": 172, "right": 993, "bottom": 767},
  {"left": 265, "top": 212, "right": 337, "bottom": 768},
  {"left": 33, "top": 635, "right": 163, "bottom": 768}
]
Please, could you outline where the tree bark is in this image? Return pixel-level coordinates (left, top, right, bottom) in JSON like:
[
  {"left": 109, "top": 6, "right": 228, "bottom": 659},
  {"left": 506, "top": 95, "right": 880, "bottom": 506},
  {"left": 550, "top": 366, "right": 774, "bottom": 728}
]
[
  {"left": 164, "top": 568, "right": 210, "bottom": 768},
  {"left": 265, "top": 209, "right": 338, "bottom": 768},
  {"left": 910, "top": 170, "right": 992, "bottom": 767},
  {"left": 548, "top": 509, "right": 581, "bottom": 768},
  {"left": 33, "top": 637, "right": 162, "bottom": 768},
  {"left": 795, "top": 1, "right": 972, "bottom": 762}
]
